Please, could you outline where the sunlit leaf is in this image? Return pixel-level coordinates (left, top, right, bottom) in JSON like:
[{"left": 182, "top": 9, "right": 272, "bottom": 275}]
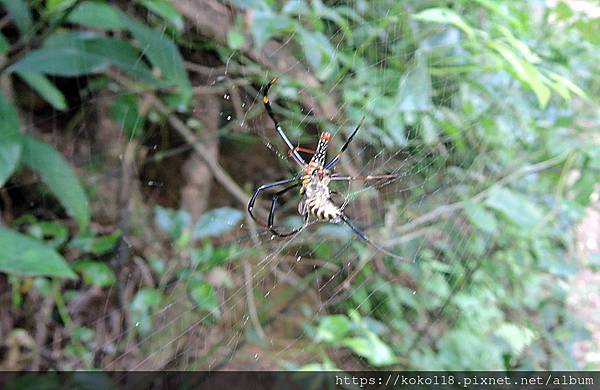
[
  {"left": 72, "top": 260, "right": 116, "bottom": 288},
  {"left": 187, "top": 280, "right": 220, "bottom": 318},
  {"left": 341, "top": 332, "right": 398, "bottom": 367},
  {"left": 315, "top": 315, "right": 351, "bottom": 342},
  {"left": 412, "top": 8, "right": 475, "bottom": 39},
  {"left": 488, "top": 41, "right": 550, "bottom": 108},
  {"left": 0, "top": 228, "right": 77, "bottom": 279}
]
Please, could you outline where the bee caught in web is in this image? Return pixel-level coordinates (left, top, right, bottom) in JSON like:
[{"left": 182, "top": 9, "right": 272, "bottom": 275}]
[{"left": 248, "top": 77, "right": 409, "bottom": 261}]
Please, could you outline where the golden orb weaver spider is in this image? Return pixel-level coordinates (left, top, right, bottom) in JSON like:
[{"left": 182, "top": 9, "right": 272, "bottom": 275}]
[{"left": 248, "top": 77, "right": 408, "bottom": 261}]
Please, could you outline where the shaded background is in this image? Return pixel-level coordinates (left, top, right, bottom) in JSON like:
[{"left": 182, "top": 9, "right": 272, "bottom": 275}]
[{"left": 0, "top": 0, "right": 599, "bottom": 371}]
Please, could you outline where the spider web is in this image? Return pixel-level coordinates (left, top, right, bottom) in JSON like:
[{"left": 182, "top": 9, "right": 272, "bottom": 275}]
[
  {"left": 4, "top": 0, "right": 593, "bottom": 372},
  {"left": 93, "top": 5, "right": 495, "bottom": 371}
]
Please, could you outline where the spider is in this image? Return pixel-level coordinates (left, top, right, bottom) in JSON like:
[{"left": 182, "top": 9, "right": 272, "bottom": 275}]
[{"left": 248, "top": 77, "right": 408, "bottom": 261}]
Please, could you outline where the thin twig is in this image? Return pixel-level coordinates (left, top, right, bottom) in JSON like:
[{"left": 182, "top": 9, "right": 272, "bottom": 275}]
[{"left": 386, "top": 152, "right": 569, "bottom": 243}]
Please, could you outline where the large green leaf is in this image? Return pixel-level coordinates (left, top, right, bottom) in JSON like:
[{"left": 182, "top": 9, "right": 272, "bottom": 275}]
[
  {"left": 0, "top": 90, "right": 22, "bottom": 186},
  {"left": 21, "top": 135, "right": 90, "bottom": 230},
  {"left": 127, "top": 20, "right": 192, "bottom": 98},
  {"left": 68, "top": 1, "right": 128, "bottom": 30},
  {"left": 0, "top": 0, "right": 32, "bottom": 36},
  {"left": 7, "top": 33, "right": 158, "bottom": 85},
  {"left": 0, "top": 228, "right": 77, "bottom": 279},
  {"left": 17, "top": 72, "right": 68, "bottom": 111}
]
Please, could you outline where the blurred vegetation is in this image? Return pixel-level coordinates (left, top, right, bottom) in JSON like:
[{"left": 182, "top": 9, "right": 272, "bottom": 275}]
[{"left": 0, "top": 0, "right": 599, "bottom": 371}]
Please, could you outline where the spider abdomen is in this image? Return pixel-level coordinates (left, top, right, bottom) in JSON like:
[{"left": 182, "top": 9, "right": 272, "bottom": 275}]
[{"left": 303, "top": 196, "right": 342, "bottom": 223}]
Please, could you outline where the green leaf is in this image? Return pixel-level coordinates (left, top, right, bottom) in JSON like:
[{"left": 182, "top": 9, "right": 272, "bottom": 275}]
[
  {"left": 111, "top": 94, "right": 144, "bottom": 138},
  {"left": 494, "top": 323, "right": 536, "bottom": 356},
  {"left": 485, "top": 188, "right": 543, "bottom": 229},
  {"left": 315, "top": 315, "right": 351, "bottom": 342},
  {"left": 341, "top": 332, "right": 398, "bottom": 367},
  {"left": 72, "top": 260, "right": 116, "bottom": 288},
  {"left": 8, "top": 46, "right": 108, "bottom": 76},
  {"left": 192, "top": 207, "right": 244, "bottom": 240},
  {"left": 130, "top": 288, "right": 163, "bottom": 335},
  {"left": 251, "top": 9, "right": 295, "bottom": 49},
  {"left": 227, "top": 30, "right": 245, "bottom": 50},
  {"left": 68, "top": 1, "right": 128, "bottom": 30},
  {"left": 17, "top": 72, "right": 68, "bottom": 111},
  {"left": 21, "top": 135, "right": 90, "bottom": 230},
  {"left": 463, "top": 201, "right": 498, "bottom": 234},
  {"left": 0, "top": 32, "right": 9, "bottom": 55},
  {"left": 25, "top": 221, "right": 69, "bottom": 249},
  {"left": 8, "top": 33, "right": 158, "bottom": 85},
  {"left": 488, "top": 41, "right": 550, "bottom": 108},
  {"left": 187, "top": 280, "right": 220, "bottom": 318},
  {"left": 69, "top": 230, "right": 122, "bottom": 255},
  {"left": 547, "top": 71, "right": 587, "bottom": 100},
  {"left": 298, "top": 28, "right": 336, "bottom": 80},
  {"left": 0, "top": 90, "right": 22, "bottom": 186},
  {"left": 412, "top": 8, "right": 475, "bottom": 39},
  {"left": 0, "top": 0, "right": 32, "bottom": 36},
  {"left": 136, "top": 0, "right": 184, "bottom": 32},
  {"left": 0, "top": 228, "right": 77, "bottom": 279},
  {"left": 155, "top": 206, "right": 191, "bottom": 239},
  {"left": 397, "top": 51, "right": 432, "bottom": 111},
  {"left": 572, "top": 171, "right": 597, "bottom": 207},
  {"left": 127, "top": 19, "right": 192, "bottom": 103}
]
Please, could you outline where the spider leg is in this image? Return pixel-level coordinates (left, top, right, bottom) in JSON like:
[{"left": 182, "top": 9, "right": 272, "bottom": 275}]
[
  {"left": 248, "top": 178, "right": 299, "bottom": 227},
  {"left": 339, "top": 213, "right": 412, "bottom": 262},
  {"left": 262, "top": 77, "right": 306, "bottom": 167},
  {"left": 330, "top": 173, "right": 401, "bottom": 182},
  {"left": 324, "top": 116, "right": 365, "bottom": 171},
  {"left": 267, "top": 183, "right": 304, "bottom": 237},
  {"left": 289, "top": 146, "right": 316, "bottom": 157}
]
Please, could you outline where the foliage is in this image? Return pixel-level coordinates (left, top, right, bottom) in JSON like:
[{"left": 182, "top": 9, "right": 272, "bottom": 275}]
[{"left": 0, "top": 0, "right": 598, "bottom": 371}]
